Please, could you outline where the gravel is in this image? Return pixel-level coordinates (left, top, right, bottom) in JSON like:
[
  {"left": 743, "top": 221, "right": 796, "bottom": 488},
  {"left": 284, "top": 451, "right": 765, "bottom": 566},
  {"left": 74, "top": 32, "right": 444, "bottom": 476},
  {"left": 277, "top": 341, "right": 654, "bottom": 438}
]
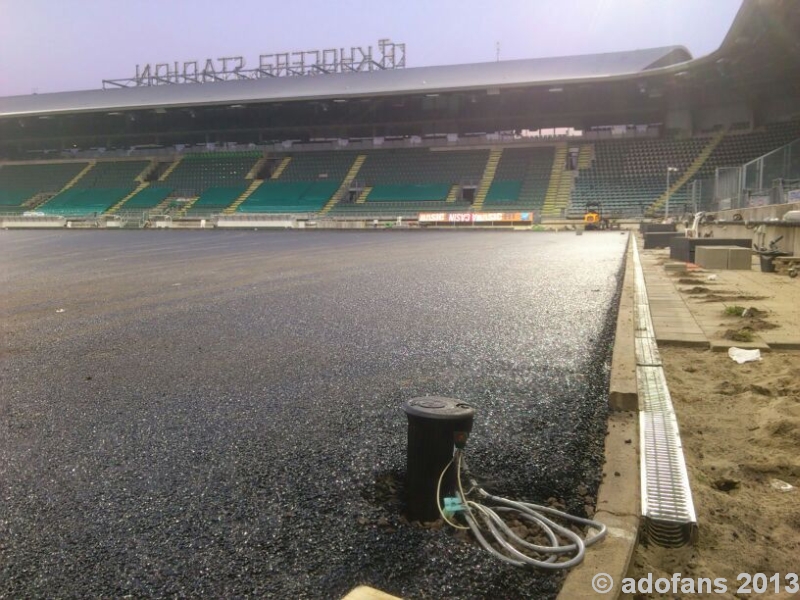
[{"left": 0, "top": 229, "right": 627, "bottom": 599}]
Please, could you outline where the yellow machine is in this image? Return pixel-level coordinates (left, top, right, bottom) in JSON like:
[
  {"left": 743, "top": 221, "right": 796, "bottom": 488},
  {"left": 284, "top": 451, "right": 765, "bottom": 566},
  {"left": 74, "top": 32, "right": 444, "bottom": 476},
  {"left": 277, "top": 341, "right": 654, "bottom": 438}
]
[{"left": 583, "top": 201, "right": 605, "bottom": 230}]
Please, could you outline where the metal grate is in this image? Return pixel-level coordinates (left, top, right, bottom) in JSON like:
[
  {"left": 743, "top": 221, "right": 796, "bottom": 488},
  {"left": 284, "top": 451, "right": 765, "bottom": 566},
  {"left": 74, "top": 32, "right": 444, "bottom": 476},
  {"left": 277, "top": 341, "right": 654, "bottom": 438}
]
[
  {"left": 635, "top": 337, "right": 662, "bottom": 366},
  {"left": 632, "top": 241, "right": 697, "bottom": 547}
]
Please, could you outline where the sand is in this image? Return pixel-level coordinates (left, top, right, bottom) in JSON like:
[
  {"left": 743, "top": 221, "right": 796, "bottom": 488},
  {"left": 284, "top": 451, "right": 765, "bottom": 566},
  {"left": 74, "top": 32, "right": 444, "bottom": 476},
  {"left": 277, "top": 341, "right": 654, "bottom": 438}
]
[
  {"left": 629, "top": 347, "right": 800, "bottom": 599},
  {"left": 629, "top": 246, "right": 800, "bottom": 598}
]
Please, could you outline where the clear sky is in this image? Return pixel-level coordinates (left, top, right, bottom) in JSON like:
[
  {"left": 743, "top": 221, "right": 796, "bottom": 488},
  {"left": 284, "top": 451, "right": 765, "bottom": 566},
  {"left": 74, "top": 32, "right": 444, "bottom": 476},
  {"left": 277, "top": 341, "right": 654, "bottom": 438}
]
[{"left": 0, "top": 0, "right": 743, "bottom": 97}]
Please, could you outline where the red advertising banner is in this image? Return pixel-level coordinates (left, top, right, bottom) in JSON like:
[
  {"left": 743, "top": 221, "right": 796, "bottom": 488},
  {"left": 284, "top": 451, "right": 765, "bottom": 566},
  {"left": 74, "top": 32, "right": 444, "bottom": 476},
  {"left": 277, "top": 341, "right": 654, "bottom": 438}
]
[{"left": 418, "top": 212, "right": 533, "bottom": 223}]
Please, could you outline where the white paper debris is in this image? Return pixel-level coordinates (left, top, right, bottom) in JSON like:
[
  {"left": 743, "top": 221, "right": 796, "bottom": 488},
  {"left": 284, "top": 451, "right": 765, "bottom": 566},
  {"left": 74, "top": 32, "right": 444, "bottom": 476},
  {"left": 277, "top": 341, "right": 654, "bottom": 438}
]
[
  {"left": 707, "top": 274, "right": 718, "bottom": 281},
  {"left": 770, "top": 479, "right": 794, "bottom": 492},
  {"left": 728, "top": 347, "right": 761, "bottom": 364}
]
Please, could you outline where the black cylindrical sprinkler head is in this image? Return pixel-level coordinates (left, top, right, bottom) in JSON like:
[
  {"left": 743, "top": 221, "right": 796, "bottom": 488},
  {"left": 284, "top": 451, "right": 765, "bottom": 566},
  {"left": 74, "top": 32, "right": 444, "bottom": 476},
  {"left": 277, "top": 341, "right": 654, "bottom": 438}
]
[{"left": 403, "top": 397, "right": 475, "bottom": 522}]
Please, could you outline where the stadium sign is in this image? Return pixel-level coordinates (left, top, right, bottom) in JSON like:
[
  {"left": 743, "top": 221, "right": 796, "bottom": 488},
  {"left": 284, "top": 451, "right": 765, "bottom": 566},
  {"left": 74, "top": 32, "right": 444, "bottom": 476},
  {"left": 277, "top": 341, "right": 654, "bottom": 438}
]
[{"left": 102, "top": 39, "right": 406, "bottom": 89}]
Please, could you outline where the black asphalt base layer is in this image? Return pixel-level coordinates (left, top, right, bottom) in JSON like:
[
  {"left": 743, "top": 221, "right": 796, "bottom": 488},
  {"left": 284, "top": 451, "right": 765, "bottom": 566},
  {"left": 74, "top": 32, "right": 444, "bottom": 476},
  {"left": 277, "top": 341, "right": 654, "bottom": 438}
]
[{"left": 0, "top": 230, "right": 627, "bottom": 599}]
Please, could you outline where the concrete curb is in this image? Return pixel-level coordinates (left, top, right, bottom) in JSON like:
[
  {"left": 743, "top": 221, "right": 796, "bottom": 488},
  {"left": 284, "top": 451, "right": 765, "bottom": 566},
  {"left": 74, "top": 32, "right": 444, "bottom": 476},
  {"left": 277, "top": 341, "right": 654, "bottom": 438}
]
[
  {"left": 654, "top": 338, "right": 710, "bottom": 348},
  {"left": 342, "top": 586, "right": 402, "bottom": 600},
  {"left": 557, "top": 235, "right": 640, "bottom": 600},
  {"left": 766, "top": 342, "right": 800, "bottom": 350},
  {"left": 610, "top": 240, "right": 638, "bottom": 411}
]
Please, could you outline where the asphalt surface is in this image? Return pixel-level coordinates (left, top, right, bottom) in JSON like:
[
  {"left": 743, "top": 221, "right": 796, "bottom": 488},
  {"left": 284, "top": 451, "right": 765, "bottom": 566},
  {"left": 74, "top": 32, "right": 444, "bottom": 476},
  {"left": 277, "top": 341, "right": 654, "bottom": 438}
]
[{"left": 0, "top": 230, "right": 627, "bottom": 599}]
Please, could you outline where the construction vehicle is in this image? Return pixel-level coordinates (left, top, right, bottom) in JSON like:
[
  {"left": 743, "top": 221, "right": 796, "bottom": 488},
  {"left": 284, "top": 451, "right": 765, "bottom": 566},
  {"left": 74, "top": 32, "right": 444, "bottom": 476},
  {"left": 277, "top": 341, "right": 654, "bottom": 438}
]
[{"left": 583, "top": 201, "right": 618, "bottom": 230}]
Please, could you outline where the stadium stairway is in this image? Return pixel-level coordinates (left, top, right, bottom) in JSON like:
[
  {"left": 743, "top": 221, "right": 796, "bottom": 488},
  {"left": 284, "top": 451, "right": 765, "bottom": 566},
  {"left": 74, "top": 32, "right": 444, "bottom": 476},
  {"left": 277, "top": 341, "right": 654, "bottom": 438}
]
[
  {"left": 137, "top": 160, "right": 160, "bottom": 183},
  {"left": 22, "top": 192, "right": 55, "bottom": 210},
  {"left": 577, "top": 144, "right": 594, "bottom": 169},
  {"left": 445, "top": 184, "right": 460, "bottom": 203},
  {"left": 472, "top": 148, "right": 502, "bottom": 211},
  {"left": 556, "top": 171, "right": 577, "bottom": 212},
  {"left": 647, "top": 127, "right": 729, "bottom": 215},
  {"left": 153, "top": 194, "right": 175, "bottom": 213},
  {"left": 355, "top": 186, "right": 373, "bottom": 204},
  {"left": 63, "top": 161, "right": 97, "bottom": 190},
  {"left": 224, "top": 180, "right": 264, "bottom": 214},
  {"left": 541, "top": 143, "right": 568, "bottom": 217},
  {"left": 246, "top": 156, "right": 268, "bottom": 179},
  {"left": 106, "top": 181, "right": 150, "bottom": 214},
  {"left": 158, "top": 157, "right": 183, "bottom": 181},
  {"left": 174, "top": 197, "right": 200, "bottom": 217},
  {"left": 319, "top": 154, "right": 368, "bottom": 215},
  {"left": 271, "top": 157, "right": 292, "bottom": 180}
]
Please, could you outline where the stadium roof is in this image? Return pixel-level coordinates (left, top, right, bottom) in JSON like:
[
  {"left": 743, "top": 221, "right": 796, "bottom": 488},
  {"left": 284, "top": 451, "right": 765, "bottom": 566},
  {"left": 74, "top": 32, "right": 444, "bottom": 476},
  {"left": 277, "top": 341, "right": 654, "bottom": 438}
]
[{"left": 0, "top": 46, "right": 691, "bottom": 119}]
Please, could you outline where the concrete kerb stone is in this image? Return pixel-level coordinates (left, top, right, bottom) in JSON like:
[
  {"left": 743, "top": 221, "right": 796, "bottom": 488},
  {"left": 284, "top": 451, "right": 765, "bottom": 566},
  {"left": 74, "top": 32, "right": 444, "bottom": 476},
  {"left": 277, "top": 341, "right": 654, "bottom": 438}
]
[
  {"left": 558, "top": 511, "right": 639, "bottom": 599},
  {"left": 342, "top": 586, "right": 402, "bottom": 600},
  {"left": 558, "top": 235, "right": 641, "bottom": 600},
  {"left": 767, "top": 341, "right": 800, "bottom": 350},
  {"left": 652, "top": 337, "right": 710, "bottom": 349},
  {"left": 610, "top": 237, "right": 638, "bottom": 411}
]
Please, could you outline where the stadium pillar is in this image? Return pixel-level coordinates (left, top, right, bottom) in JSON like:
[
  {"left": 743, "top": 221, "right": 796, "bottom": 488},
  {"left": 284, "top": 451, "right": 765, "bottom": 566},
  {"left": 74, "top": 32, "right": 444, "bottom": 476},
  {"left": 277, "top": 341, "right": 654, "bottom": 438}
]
[
  {"left": 666, "top": 166, "right": 678, "bottom": 219},
  {"left": 403, "top": 397, "right": 474, "bottom": 522}
]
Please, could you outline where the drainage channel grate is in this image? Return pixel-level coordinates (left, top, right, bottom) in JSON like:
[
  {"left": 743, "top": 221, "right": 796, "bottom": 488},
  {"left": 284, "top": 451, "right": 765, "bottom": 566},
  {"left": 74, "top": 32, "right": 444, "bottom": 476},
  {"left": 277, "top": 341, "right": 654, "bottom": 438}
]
[
  {"left": 632, "top": 241, "right": 697, "bottom": 547},
  {"left": 635, "top": 337, "right": 662, "bottom": 367}
]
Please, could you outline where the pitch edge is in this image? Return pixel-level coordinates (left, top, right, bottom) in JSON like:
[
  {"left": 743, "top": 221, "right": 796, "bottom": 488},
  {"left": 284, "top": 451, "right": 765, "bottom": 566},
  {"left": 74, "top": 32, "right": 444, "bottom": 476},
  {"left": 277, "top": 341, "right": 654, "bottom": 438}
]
[{"left": 557, "top": 233, "right": 640, "bottom": 600}]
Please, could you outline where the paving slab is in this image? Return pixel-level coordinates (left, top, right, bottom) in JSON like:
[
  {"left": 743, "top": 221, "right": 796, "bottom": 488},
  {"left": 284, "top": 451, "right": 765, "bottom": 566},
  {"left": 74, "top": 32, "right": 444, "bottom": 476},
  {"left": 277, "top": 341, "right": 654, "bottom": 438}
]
[
  {"left": 637, "top": 250, "right": 709, "bottom": 348},
  {"left": 644, "top": 249, "right": 800, "bottom": 350}
]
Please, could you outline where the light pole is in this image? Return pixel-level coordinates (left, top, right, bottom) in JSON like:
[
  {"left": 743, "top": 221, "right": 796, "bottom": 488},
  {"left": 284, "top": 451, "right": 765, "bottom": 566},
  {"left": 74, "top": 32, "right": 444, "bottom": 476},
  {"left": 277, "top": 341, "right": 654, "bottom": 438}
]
[{"left": 665, "top": 166, "right": 678, "bottom": 220}]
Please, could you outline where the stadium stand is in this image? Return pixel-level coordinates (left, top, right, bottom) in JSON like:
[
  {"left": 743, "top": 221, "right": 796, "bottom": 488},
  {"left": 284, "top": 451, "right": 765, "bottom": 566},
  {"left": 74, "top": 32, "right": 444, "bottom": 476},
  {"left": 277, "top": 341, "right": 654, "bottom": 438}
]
[
  {"left": 230, "top": 151, "right": 362, "bottom": 214},
  {"left": 114, "top": 186, "right": 171, "bottom": 211},
  {"left": 4, "top": 120, "right": 800, "bottom": 220},
  {"left": 566, "top": 121, "right": 800, "bottom": 217},
  {"left": 151, "top": 151, "right": 261, "bottom": 197},
  {"left": 569, "top": 137, "right": 709, "bottom": 217},
  {"left": 77, "top": 160, "right": 149, "bottom": 189},
  {"left": 237, "top": 181, "right": 340, "bottom": 213},
  {"left": 39, "top": 188, "right": 123, "bottom": 217},
  {"left": 277, "top": 151, "right": 359, "bottom": 183},
  {"left": 0, "top": 189, "right": 33, "bottom": 210},
  {"left": 124, "top": 151, "right": 262, "bottom": 216},
  {"left": 329, "top": 148, "right": 487, "bottom": 215},
  {"left": 471, "top": 148, "right": 501, "bottom": 211},
  {"left": 37, "top": 160, "right": 149, "bottom": 216},
  {"left": 691, "top": 121, "right": 800, "bottom": 180},
  {"left": 366, "top": 183, "right": 451, "bottom": 202},
  {"left": 483, "top": 147, "right": 555, "bottom": 210},
  {"left": 0, "top": 162, "right": 88, "bottom": 213},
  {"left": 181, "top": 185, "right": 249, "bottom": 217}
]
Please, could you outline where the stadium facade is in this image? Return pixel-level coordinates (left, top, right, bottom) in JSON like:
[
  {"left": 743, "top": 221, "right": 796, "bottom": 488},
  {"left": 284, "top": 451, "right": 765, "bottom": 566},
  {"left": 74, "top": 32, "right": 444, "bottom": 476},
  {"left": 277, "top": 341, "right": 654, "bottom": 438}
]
[{"left": 0, "top": 0, "right": 798, "bottom": 224}]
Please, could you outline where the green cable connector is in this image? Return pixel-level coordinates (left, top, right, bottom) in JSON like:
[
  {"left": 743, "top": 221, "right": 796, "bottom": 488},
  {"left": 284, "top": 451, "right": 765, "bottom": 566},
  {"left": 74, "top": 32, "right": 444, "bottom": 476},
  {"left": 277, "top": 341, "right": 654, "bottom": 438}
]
[{"left": 443, "top": 496, "right": 465, "bottom": 518}]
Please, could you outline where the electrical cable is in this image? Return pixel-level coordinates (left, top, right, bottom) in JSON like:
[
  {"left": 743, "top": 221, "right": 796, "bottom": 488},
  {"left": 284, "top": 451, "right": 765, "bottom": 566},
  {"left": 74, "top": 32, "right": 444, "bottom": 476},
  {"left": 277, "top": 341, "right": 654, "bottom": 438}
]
[
  {"left": 436, "top": 455, "right": 470, "bottom": 530},
  {"left": 438, "top": 448, "right": 608, "bottom": 569}
]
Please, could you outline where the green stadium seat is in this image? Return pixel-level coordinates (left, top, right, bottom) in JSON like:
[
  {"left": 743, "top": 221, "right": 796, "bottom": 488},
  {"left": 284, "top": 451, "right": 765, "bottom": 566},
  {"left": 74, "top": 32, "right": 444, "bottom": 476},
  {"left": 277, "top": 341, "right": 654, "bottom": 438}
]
[
  {"left": 367, "top": 184, "right": 450, "bottom": 202},
  {"left": 237, "top": 181, "right": 339, "bottom": 213},
  {"left": 39, "top": 188, "right": 131, "bottom": 216},
  {"left": 0, "top": 162, "right": 89, "bottom": 210},
  {"left": 184, "top": 186, "right": 247, "bottom": 216},
  {"left": 119, "top": 187, "right": 171, "bottom": 210}
]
